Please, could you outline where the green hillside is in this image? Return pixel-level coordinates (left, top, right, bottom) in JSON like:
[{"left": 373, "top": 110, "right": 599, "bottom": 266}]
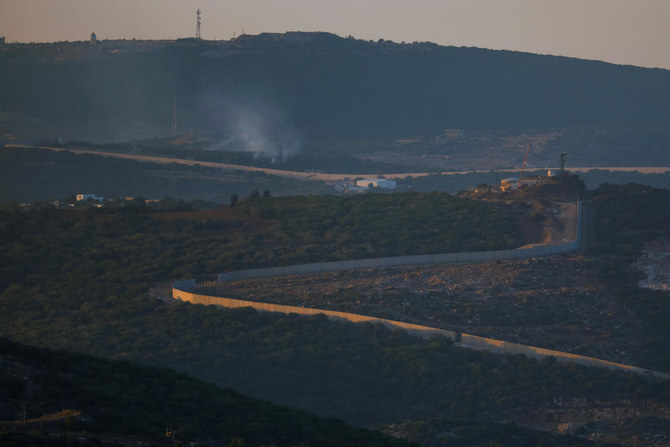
[
  {"left": 1, "top": 337, "right": 610, "bottom": 447},
  {"left": 1, "top": 188, "right": 669, "bottom": 445},
  {"left": 2, "top": 33, "right": 670, "bottom": 170},
  {"left": 0, "top": 337, "right": 414, "bottom": 446},
  {"left": 3, "top": 33, "right": 670, "bottom": 138}
]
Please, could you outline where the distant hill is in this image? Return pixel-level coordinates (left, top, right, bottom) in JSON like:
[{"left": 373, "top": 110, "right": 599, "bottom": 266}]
[{"left": 1, "top": 32, "right": 670, "bottom": 146}]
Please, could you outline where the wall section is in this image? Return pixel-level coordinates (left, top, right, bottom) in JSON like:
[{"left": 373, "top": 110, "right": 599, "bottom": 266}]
[{"left": 172, "top": 202, "right": 669, "bottom": 378}]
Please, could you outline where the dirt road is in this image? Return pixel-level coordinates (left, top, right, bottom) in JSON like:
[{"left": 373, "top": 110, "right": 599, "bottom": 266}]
[{"left": 8, "top": 144, "right": 670, "bottom": 182}]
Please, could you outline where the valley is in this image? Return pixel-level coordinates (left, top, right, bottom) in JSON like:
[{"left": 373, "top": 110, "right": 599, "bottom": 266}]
[{"left": 2, "top": 31, "right": 670, "bottom": 446}]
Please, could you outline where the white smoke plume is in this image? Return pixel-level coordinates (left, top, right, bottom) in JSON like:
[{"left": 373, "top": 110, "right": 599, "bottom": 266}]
[{"left": 205, "top": 96, "right": 302, "bottom": 163}]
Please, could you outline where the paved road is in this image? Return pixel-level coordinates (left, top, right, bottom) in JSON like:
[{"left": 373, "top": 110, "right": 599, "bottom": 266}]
[{"left": 8, "top": 144, "right": 670, "bottom": 182}]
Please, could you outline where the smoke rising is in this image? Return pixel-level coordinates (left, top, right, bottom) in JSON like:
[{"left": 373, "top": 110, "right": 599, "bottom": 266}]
[{"left": 205, "top": 96, "right": 303, "bottom": 164}]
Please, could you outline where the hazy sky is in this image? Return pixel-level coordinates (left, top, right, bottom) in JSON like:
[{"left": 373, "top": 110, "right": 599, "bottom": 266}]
[{"left": 1, "top": 0, "right": 669, "bottom": 70}]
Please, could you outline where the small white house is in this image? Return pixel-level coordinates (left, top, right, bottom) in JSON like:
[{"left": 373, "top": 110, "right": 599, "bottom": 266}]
[{"left": 355, "top": 178, "right": 397, "bottom": 189}]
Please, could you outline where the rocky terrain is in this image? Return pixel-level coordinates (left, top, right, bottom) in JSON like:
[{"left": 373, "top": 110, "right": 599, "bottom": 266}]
[
  {"left": 634, "top": 238, "right": 670, "bottom": 290},
  {"left": 199, "top": 252, "right": 670, "bottom": 446},
  {"left": 202, "top": 255, "right": 636, "bottom": 364}
]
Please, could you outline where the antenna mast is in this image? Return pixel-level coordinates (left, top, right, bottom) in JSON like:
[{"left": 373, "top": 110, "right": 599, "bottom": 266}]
[{"left": 196, "top": 9, "right": 202, "bottom": 39}]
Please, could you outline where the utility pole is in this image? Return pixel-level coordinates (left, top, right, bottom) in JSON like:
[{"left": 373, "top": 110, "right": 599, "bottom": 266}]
[
  {"left": 172, "top": 96, "right": 178, "bottom": 135},
  {"left": 196, "top": 9, "right": 202, "bottom": 39}
]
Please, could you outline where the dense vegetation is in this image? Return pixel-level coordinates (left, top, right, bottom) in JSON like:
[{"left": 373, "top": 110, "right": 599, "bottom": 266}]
[
  {"left": 0, "top": 188, "right": 668, "bottom": 446},
  {"left": 0, "top": 337, "right": 413, "bottom": 447},
  {"left": 2, "top": 33, "right": 670, "bottom": 141},
  {"left": 230, "top": 192, "right": 527, "bottom": 262},
  {"left": 0, "top": 338, "right": 612, "bottom": 447}
]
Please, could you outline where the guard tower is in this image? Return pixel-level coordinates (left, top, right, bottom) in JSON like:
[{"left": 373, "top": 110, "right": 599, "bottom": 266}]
[
  {"left": 196, "top": 9, "right": 202, "bottom": 39},
  {"left": 90, "top": 32, "right": 97, "bottom": 45}
]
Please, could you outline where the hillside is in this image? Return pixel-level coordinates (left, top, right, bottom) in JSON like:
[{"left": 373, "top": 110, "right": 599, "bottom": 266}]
[
  {"left": 0, "top": 337, "right": 415, "bottom": 447},
  {"left": 1, "top": 188, "right": 670, "bottom": 445},
  {"left": 1, "top": 337, "right": 614, "bottom": 447},
  {"left": 2, "top": 33, "right": 670, "bottom": 170}
]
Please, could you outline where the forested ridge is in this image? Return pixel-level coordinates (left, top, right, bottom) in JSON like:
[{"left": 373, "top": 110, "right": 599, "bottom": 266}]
[{"left": 3, "top": 33, "right": 670, "bottom": 140}]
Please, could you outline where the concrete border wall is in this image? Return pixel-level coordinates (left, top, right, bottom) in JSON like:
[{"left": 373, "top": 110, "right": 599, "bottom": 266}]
[
  {"left": 173, "top": 287, "right": 457, "bottom": 340},
  {"left": 171, "top": 201, "right": 670, "bottom": 379},
  {"left": 459, "top": 333, "right": 669, "bottom": 378},
  {"left": 173, "top": 279, "right": 196, "bottom": 292},
  {"left": 173, "top": 284, "right": 669, "bottom": 379},
  {"left": 217, "top": 242, "right": 580, "bottom": 282}
]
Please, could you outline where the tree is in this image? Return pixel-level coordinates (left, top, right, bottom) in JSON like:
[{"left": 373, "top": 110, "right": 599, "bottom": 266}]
[{"left": 229, "top": 194, "right": 239, "bottom": 208}]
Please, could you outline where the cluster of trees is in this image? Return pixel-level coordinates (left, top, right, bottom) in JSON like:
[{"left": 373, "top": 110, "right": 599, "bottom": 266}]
[{"left": 233, "top": 192, "right": 528, "bottom": 265}]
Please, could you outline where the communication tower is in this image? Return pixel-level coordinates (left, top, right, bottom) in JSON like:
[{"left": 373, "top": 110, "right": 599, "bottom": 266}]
[
  {"left": 196, "top": 9, "right": 202, "bottom": 39},
  {"left": 560, "top": 152, "right": 568, "bottom": 174}
]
